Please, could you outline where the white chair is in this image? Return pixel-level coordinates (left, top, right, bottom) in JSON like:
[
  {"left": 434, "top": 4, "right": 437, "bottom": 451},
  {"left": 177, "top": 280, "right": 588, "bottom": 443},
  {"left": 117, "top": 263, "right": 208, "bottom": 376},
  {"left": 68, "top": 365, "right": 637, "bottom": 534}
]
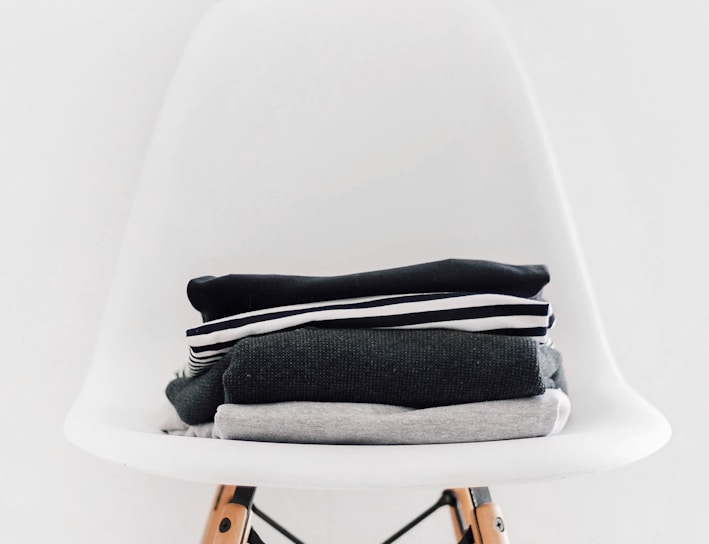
[{"left": 65, "top": 0, "right": 670, "bottom": 541}]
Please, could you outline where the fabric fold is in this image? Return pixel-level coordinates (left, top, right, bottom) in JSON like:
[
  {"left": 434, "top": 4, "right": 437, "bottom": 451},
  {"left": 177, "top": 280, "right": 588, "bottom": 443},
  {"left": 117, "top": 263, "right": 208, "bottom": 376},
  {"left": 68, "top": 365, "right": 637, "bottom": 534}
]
[
  {"left": 223, "top": 328, "right": 547, "bottom": 408},
  {"left": 166, "top": 356, "right": 230, "bottom": 425}
]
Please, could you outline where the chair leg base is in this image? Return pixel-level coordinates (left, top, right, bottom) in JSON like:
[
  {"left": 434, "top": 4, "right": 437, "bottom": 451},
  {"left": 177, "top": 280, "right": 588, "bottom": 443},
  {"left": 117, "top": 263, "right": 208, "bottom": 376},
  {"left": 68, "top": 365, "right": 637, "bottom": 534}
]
[{"left": 201, "top": 485, "right": 511, "bottom": 543}]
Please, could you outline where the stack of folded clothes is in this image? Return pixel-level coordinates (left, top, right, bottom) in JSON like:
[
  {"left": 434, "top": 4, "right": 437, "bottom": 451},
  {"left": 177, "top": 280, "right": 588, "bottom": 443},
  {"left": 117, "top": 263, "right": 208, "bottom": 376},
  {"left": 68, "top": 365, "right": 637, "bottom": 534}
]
[{"left": 162, "top": 259, "right": 570, "bottom": 444}]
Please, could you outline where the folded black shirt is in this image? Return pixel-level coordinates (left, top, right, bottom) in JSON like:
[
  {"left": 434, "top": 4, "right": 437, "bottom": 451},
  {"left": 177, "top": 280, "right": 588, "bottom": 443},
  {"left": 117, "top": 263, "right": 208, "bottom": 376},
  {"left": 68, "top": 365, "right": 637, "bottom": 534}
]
[{"left": 187, "top": 259, "right": 550, "bottom": 322}]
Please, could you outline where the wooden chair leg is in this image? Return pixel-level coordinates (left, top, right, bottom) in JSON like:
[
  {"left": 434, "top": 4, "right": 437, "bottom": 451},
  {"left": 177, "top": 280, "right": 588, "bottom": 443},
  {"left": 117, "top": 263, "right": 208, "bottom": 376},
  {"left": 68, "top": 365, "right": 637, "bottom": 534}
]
[
  {"left": 201, "top": 485, "right": 255, "bottom": 544},
  {"left": 202, "top": 485, "right": 508, "bottom": 543},
  {"left": 448, "top": 488, "right": 511, "bottom": 544}
]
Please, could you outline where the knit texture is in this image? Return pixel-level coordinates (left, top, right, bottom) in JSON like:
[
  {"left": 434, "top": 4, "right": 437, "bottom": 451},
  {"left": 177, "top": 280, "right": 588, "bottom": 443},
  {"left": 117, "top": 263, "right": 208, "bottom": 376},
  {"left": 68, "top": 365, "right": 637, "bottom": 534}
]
[
  {"left": 166, "top": 329, "right": 564, "bottom": 426},
  {"left": 222, "top": 328, "right": 545, "bottom": 408},
  {"left": 188, "top": 259, "right": 550, "bottom": 321},
  {"left": 165, "top": 357, "right": 229, "bottom": 425}
]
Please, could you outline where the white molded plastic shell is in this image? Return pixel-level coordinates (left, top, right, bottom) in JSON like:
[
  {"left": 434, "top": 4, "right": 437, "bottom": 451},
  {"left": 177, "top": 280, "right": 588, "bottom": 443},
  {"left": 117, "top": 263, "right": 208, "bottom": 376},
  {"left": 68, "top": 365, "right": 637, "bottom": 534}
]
[{"left": 65, "top": 0, "right": 670, "bottom": 488}]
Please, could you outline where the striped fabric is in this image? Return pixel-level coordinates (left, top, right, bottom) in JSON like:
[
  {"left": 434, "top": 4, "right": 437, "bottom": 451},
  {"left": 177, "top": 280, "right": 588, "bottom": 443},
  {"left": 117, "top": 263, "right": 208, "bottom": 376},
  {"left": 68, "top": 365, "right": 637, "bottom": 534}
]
[{"left": 184, "top": 292, "right": 554, "bottom": 377}]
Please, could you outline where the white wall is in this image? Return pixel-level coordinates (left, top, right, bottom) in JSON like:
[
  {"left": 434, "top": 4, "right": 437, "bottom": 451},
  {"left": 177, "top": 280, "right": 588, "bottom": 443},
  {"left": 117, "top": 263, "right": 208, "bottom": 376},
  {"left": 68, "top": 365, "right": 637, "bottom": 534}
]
[{"left": 1, "top": 1, "right": 706, "bottom": 542}]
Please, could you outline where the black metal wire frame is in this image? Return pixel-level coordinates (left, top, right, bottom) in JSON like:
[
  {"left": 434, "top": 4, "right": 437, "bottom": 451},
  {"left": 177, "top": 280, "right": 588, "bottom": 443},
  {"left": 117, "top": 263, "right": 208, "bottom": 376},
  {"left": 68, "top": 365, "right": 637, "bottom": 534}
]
[
  {"left": 248, "top": 490, "right": 466, "bottom": 544},
  {"left": 380, "top": 490, "right": 465, "bottom": 544},
  {"left": 252, "top": 503, "right": 306, "bottom": 544}
]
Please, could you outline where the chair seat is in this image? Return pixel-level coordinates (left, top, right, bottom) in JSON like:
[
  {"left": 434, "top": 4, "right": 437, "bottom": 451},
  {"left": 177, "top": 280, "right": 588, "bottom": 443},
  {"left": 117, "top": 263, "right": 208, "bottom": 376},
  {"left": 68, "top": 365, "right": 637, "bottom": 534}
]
[
  {"left": 64, "top": 0, "right": 670, "bottom": 489},
  {"left": 66, "top": 380, "right": 668, "bottom": 488}
]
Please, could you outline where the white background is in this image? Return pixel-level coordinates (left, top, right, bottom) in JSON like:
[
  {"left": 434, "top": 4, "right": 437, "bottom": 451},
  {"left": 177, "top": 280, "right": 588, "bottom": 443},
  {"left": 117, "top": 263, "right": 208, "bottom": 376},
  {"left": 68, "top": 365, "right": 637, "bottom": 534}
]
[{"left": 1, "top": 1, "right": 707, "bottom": 542}]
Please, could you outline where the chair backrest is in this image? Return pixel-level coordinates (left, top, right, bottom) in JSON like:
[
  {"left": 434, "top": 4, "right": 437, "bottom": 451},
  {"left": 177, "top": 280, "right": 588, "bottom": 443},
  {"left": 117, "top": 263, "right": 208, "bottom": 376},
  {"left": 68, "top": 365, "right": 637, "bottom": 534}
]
[{"left": 67, "top": 0, "right": 669, "bottom": 487}]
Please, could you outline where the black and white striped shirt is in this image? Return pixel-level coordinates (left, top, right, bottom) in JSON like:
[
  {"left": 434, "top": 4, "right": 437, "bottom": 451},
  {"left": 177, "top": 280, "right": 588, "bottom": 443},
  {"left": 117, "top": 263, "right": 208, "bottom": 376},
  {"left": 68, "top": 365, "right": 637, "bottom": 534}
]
[{"left": 185, "top": 292, "right": 554, "bottom": 377}]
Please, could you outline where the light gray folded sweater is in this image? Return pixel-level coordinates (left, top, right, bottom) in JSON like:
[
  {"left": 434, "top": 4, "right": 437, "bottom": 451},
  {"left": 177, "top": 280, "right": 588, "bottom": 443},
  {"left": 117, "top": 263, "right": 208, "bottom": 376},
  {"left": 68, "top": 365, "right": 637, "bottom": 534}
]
[{"left": 163, "top": 389, "right": 570, "bottom": 445}]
